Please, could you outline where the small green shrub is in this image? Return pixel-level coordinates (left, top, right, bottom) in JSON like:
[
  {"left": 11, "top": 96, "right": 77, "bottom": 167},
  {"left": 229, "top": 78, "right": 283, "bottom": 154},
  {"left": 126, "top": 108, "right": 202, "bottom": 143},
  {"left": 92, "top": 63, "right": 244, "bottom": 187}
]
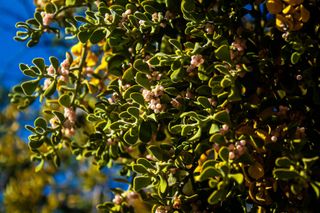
[{"left": 10, "top": 0, "right": 320, "bottom": 212}]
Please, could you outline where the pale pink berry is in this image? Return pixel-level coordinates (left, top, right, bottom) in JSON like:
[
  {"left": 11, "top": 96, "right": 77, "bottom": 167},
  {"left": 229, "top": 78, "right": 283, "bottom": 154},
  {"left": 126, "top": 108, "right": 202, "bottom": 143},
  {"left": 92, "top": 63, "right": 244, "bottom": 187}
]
[
  {"left": 171, "top": 98, "right": 181, "bottom": 108},
  {"left": 190, "top": 55, "right": 204, "bottom": 67},
  {"left": 112, "top": 194, "right": 123, "bottom": 205},
  {"left": 107, "top": 138, "right": 115, "bottom": 145},
  {"left": 42, "top": 12, "right": 54, "bottom": 26},
  {"left": 104, "top": 14, "right": 113, "bottom": 23},
  {"left": 155, "top": 206, "right": 169, "bottom": 213},
  {"left": 213, "top": 143, "right": 220, "bottom": 152},
  {"left": 228, "top": 144, "right": 235, "bottom": 151},
  {"left": 139, "top": 20, "right": 146, "bottom": 26},
  {"left": 240, "top": 140, "right": 246, "bottom": 146},
  {"left": 64, "top": 127, "right": 75, "bottom": 137},
  {"left": 156, "top": 103, "right": 162, "bottom": 110},
  {"left": 222, "top": 124, "right": 229, "bottom": 131},
  {"left": 296, "top": 75, "right": 302, "bottom": 80},
  {"left": 43, "top": 78, "right": 52, "bottom": 90},
  {"left": 46, "top": 65, "right": 55, "bottom": 76},
  {"left": 122, "top": 9, "right": 132, "bottom": 18},
  {"left": 59, "top": 75, "right": 68, "bottom": 82},
  {"left": 126, "top": 191, "right": 140, "bottom": 207},
  {"left": 231, "top": 38, "right": 246, "bottom": 52},
  {"left": 271, "top": 135, "right": 278, "bottom": 142},
  {"left": 297, "top": 127, "right": 305, "bottom": 134},
  {"left": 108, "top": 97, "right": 114, "bottom": 104},
  {"left": 146, "top": 154, "right": 155, "bottom": 160},
  {"left": 237, "top": 146, "right": 245, "bottom": 155},
  {"left": 49, "top": 117, "right": 58, "bottom": 128},
  {"left": 229, "top": 151, "right": 235, "bottom": 160},
  {"left": 64, "top": 107, "right": 76, "bottom": 124},
  {"left": 205, "top": 23, "right": 214, "bottom": 34},
  {"left": 152, "top": 13, "right": 159, "bottom": 22},
  {"left": 85, "top": 67, "right": 94, "bottom": 75}
]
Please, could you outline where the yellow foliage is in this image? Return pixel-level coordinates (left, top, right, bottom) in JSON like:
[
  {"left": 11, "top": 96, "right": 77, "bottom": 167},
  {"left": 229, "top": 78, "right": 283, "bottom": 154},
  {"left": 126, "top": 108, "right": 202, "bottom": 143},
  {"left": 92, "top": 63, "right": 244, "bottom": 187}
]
[{"left": 266, "top": 0, "right": 284, "bottom": 15}]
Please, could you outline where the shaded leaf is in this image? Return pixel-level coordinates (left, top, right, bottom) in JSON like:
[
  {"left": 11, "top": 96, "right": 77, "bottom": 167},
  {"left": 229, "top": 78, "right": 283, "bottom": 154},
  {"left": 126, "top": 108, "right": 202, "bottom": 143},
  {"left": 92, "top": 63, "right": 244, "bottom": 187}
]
[
  {"left": 21, "top": 79, "right": 39, "bottom": 96},
  {"left": 133, "top": 176, "right": 152, "bottom": 191}
]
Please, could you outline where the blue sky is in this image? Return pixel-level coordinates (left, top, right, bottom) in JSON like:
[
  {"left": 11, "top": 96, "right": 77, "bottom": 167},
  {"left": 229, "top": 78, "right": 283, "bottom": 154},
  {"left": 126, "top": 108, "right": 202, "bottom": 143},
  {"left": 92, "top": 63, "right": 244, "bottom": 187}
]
[{"left": 0, "top": 0, "right": 68, "bottom": 89}]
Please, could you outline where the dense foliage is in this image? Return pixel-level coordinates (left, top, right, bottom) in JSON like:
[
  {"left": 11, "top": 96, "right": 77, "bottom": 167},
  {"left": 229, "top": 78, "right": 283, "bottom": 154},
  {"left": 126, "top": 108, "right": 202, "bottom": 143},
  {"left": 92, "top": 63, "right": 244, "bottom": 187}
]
[{"left": 9, "top": 0, "right": 320, "bottom": 212}]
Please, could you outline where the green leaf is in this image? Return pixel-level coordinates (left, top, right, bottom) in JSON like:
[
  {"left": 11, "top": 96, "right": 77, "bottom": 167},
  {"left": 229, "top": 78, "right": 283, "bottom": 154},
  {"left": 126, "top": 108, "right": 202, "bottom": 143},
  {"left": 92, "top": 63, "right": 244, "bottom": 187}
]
[
  {"left": 228, "top": 173, "right": 244, "bottom": 185},
  {"left": 122, "top": 67, "right": 134, "bottom": 82},
  {"left": 215, "top": 64, "right": 230, "bottom": 75},
  {"left": 49, "top": 56, "right": 59, "bottom": 70},
  {"left": 139, "top": 120, "right": 153, "bottom": 143},
  {"left": 197, "top": 96, "right": 212, "bottom": 108},
  {"left": 219, "top": 146, "right": 229, "bottom": 161},
  {"left": 137, "top": 158, "right": 154, "bottom": 169},
  {"left": 215, "top": 44, "right": 231, "bottom": 62},
  {"left": 209, "top": 124, "right": 220, "bottom": 134},
  {"left": 34, "top": 12, "right": 43, "bottom": 25},
  {"left": 169, "top": 39, "right": 182, "bottom": 50},
  {"left": 123, "top": 128, "right": 138, "bottom": 145},
  {"left": 181, "top": 0, "right": 195, "bottom": 19},
  {"left": 123, "top": 85, "right": 142, "bottom": 99},
  {"left": 32, "top": 58, "right": 46, "bottom": 72},
  {"left": 127, "top": 107, "right": 140, "bottom": 120},
  {"left": 159, "top": 175, "right": 168, "bottom": 194},
  {"left": 53, "top": 111, "right": 65, "bottom": 122},
  {"left": 21, "top": 79, "right": 39, "bottom": 96},
  {"left": 199, "top": 167, "right": 221, "bottom": 182},
  {"left": 58, "top": 94, "right": 72, "bottom": 107},
  {"left": 53, "top": 155, "right": 60, "bottom": 167},
  {"left": 135, "top": 72, "right": 151, "bottom": 89},
  {"left": 134, "top": 59, "right": 150, "bottom": 74},
  {"left": 43, "top": 80, "right": 56, "bottom": 97},
  {"left": 109, "top": 143, "right": 119, "bottom": 158},
  {"left": 181, "top": 125, "right": 193, "bottom": 136},
  {"left": 148, "top": 56, "right": 160, "bottom": 66},
  {"left": 45, "top": 3, "right": 57, "bottom": 13},
  {"left": 130, "top": 92, "right": 145, "bottom": 106},
  {"left": 132, "top": 164, "right": 149, "bottom": 174},
  {"left": 77, "top": 30, "right": 92, "bottom": 43},
  {"left": 220, "top": 76, "right": 232, "bottom": 88},
  {"left": 213, "top": 110, "right": 230, "bottom": 125},
  {"left": 66, "top": 0, "right": 76, "bottom": 6},
  {"left": 188, "top": 128, "right": 201, "bottom": 142},
  {"left": 97, "top": 202, "right": 113, "bottom": 210},
  {"left": 311, "top": 182, "right": 320, "bottom": 198},
  {"left": 302, "top": 156, "right": 319, "bottom": 170},
  {"left": 170, "top": 67, "right": 184, "bottom": 82},
  {"left": 202, "top": 160, "right": 218, "bottom": 171},
  {"left": 35, "top": 159, "right": 44, "bottom": 172},
  {"left": 28, "top": 138, "right": 43, "bottom": 149},
  {"left": 208, "top": 190, "right": 222, "bottom": 205},
  {"left": 148, "top": 145, "right": 164, "bottom": 161},
  {"left": 25, "top": 125, "right": 37, "bottom": 133},
  {"left": 209, "top": 133, "right": 225, "bottom": 145},
  {"left": 34, "top": 117, "right": 47, "bottom": 129},
  {"left": 90, "top": 29, "right": 107, "bottom": 44},
  {"left": 275, "top": 157, "right": 291, "bottom": 168},
  {"left": 291, "top": 52, "right": 301, "bottom": 64},
  {"left": 133, "top": 176, "right": 152, "bottom": 191},
  {"left": 107, "top": 54, "right": 124, "bottom": 77},
  {"left": 23, "top": 69, "right": 39, "bottom": 77},
  {"left": 228, "top": 86, "right": 241, "bottom": 102},
  {"left": 134, "top": 12, "right": 149, "bottom": 21},
  {"left": 273, "top": 168, "right": 300, "bottom": 180},
  {"left": 19, "top": 63, "right": 29, "bottom": 71}
]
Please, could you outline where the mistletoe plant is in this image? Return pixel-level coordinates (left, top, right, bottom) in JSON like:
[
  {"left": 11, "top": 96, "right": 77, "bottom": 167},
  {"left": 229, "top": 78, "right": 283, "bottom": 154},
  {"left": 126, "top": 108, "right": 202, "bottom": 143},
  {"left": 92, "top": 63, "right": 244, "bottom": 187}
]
[{"left": 10, "top": 0, "right": 320, "bottom": 212}]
